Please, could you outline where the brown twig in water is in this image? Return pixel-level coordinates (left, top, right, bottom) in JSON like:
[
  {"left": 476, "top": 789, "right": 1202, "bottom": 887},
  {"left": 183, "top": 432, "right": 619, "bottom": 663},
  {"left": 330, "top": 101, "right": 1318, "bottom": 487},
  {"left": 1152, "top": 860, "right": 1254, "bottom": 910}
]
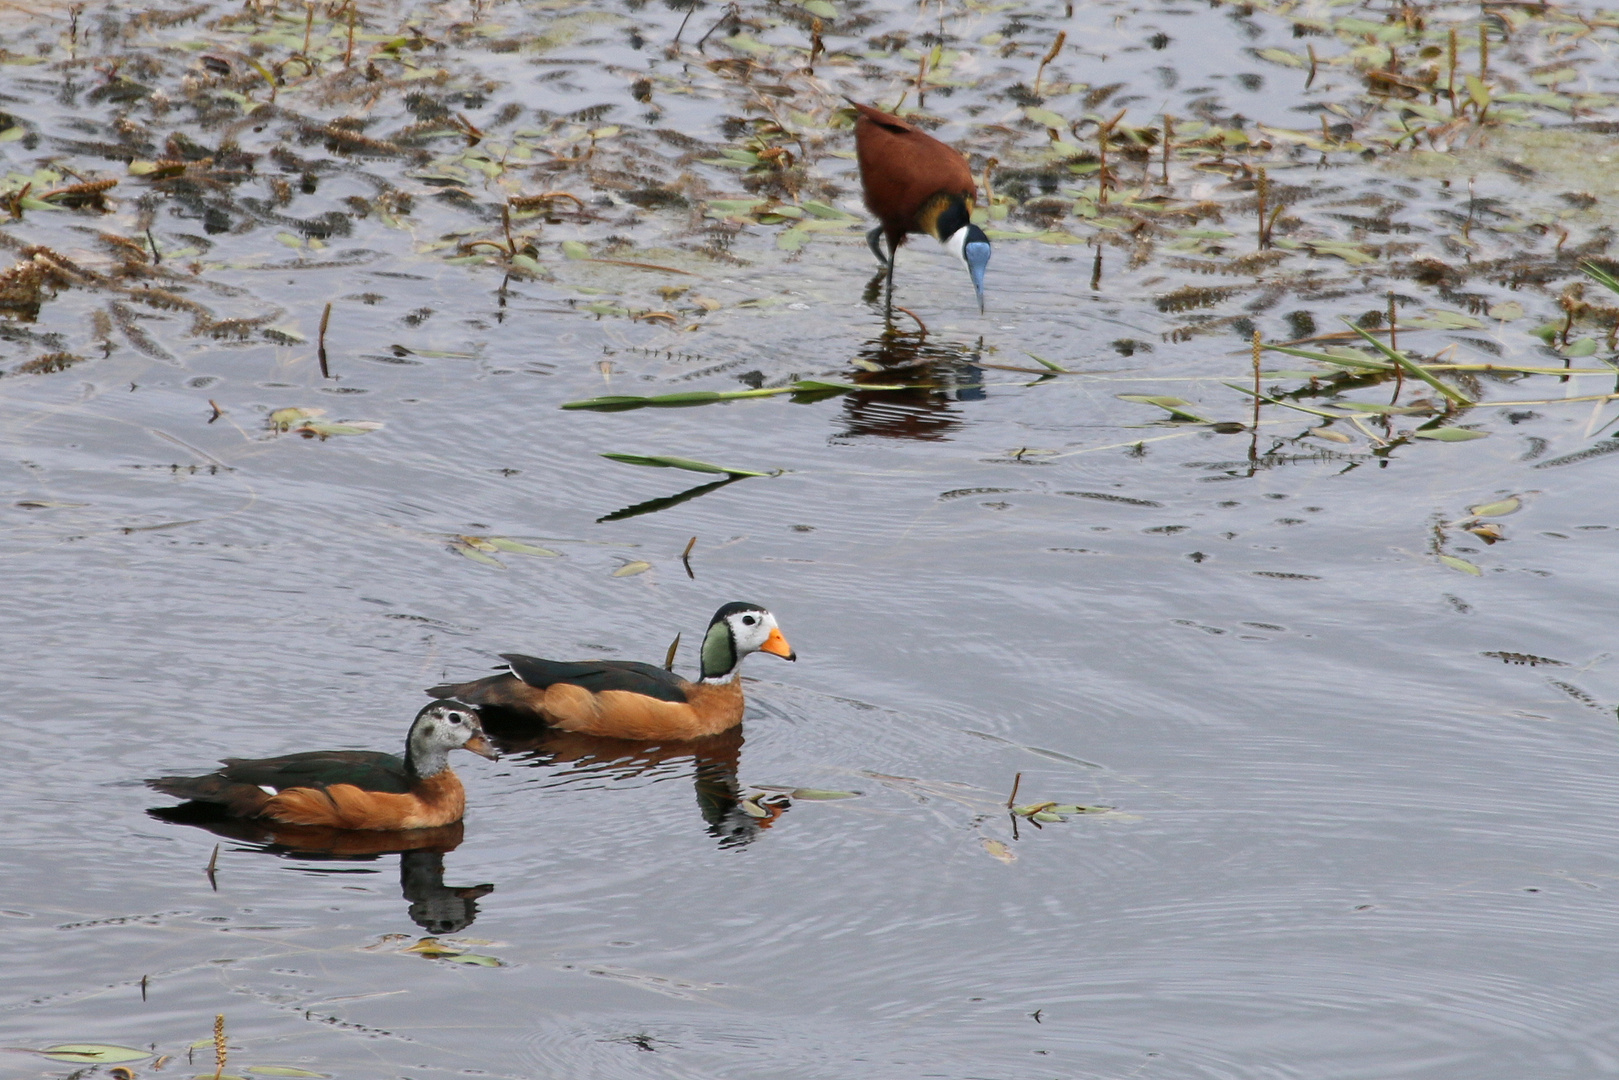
[
  {"left": 1255, "top": 167, "right": 1269, "bottom": 251},
  {"left": 140, "top": 974, "right": 148, "bottom": 1001},
  {"left": 317, "top": 301, "right": 332, "bottom": 379},
  {"left": 146, "top": 227, "right": 161, "bottom": 265},
  {"left": 1006, "top": 771, "right": 1022, "bottom": 809},
  {"left": 1306, "top": 43, "right": 1318, "bottom": 89},
  {"left": 807, "top": 16, "right": 824, "bottom": 71},
  {"left": 1447, "top": 27, "right": 1458, "bottom": 115},
  {"left": 1479, "top": 21, "right": 1489, "bottom": 82},
  {"left": 664, "top": 632, "right": 681, "bottom": 671},
  {"left": 894, "top": 305, "right": 928, "bottom": 335},
  {"left": 302, "top": 0, "right": 314, "bottom": 55},
  {"left": 1033, "top": 31, "right": 1066, "bottom": 96},
  {"left": 344, "top": 1, "right": 356, "bottom": 67},
  {"left": 208, "top": 399, "right": 223, "bottom": 423},
  {"left": 1161, "top": 115, "right": 1173, "bottom": 186},
  {"left": 1090, "top": 243, "right": 1102, "bottom": 290},
  {"left": 694, "top": 2, "right": 739, "bottom": 52},
  {"left": 205, "top": 843, "right": 219, "bottom": 890},
  {"left": 681, "top": 535, "right": 696, "bottom": 579}
]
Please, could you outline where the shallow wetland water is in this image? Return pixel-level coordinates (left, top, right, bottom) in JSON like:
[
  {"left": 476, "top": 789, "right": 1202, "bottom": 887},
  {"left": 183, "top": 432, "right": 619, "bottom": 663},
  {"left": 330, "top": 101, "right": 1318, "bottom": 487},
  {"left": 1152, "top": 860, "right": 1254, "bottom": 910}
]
[{"left": 6, "top": 0, "right": 1619, "bottom": 1074}]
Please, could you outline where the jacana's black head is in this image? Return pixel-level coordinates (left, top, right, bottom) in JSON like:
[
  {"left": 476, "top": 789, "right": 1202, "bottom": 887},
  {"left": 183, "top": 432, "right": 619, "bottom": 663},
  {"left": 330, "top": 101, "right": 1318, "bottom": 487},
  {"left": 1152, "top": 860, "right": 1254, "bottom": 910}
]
[{"left": 924, "top": 193, "right": 991, "bottom": 313}]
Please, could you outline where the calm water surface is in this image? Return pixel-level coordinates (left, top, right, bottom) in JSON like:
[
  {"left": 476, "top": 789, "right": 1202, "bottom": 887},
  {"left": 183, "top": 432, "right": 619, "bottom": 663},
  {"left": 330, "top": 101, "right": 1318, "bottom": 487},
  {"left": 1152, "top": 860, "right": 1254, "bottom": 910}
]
[{"left": 5, "top": 0, "right": 1619, "bottom": 1075}]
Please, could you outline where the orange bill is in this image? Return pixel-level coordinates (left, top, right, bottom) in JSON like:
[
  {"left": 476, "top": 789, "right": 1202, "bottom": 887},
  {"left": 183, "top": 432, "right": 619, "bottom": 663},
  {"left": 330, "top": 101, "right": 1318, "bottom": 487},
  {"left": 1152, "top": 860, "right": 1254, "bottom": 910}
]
[
  {"left": 759, "top": 626, "right": 797, "bottom": 661},
  {"left": 464, "top": 733, "right": 499, "bottom": 760}
]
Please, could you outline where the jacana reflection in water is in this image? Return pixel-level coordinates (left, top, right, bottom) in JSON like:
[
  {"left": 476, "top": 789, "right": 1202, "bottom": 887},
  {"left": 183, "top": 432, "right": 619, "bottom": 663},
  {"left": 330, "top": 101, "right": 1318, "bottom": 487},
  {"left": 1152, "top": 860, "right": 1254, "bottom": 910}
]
[
  {"left": 144, "top": 810, "right": 494, "bottom": 933},
  {"left": 838, "top": 329, "right": 986, "bottom": 441},
  {"left": 485, "top": 723, "right": 786, "bottom": 849}
]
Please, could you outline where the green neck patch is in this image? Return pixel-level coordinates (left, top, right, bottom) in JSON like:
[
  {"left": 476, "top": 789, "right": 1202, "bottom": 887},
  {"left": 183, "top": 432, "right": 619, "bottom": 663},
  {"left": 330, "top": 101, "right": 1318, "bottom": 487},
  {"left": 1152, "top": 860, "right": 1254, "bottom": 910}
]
[{"left": 700, "top": 619, "right": 737, "bottom": 681}]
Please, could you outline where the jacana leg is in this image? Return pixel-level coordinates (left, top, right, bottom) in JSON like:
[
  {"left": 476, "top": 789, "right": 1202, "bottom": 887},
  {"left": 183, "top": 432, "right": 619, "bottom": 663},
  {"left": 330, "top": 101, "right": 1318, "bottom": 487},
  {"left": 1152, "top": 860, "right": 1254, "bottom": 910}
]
[
  {"left": 865, "top": 226, "right": 888, "bottom": 266},
  {"left": 884, "top": 240, "right": 896, "bottom": 322}
]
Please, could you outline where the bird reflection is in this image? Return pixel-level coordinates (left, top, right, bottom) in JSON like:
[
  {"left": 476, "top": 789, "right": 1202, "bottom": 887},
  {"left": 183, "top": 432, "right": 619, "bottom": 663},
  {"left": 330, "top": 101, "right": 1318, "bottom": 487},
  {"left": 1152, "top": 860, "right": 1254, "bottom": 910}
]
[
  {"left": 145, "top": 808, "right": 493, "bottom": 933},
  {"left": 484, "top": 722, "right": 787, "bottom": 848},
  {"left": 839, "top": 325, "right": 985, "bottom": 441}
]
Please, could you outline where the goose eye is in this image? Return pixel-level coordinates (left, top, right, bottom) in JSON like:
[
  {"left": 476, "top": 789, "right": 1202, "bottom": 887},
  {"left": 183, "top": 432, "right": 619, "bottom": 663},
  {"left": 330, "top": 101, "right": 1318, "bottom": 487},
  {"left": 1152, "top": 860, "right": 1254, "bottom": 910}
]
[
  {"left": 448, "top": 712, "right": 465, "bottom": 725},
  {"left": 742, "top": 615, "right": 757, "bottom": 626}
]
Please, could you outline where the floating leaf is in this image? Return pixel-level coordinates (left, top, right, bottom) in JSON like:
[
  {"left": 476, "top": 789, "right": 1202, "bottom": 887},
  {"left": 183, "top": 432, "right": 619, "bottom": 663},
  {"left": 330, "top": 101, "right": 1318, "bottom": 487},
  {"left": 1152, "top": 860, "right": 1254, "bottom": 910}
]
[
  {"left": 1563, "top": 337, "right": 1598, "bottom": 358},
  {"left": 1309, "top": 426, "right": 1352, "bottom": 443},
  {"left": 1412, "top": 427, "right": 1488, "bottom": 441},
  {"left": 297, "top": 420, "right": 383, "bottom": 437},
  {"left": 450, "top": 540, "right": 504, "bottom": 567},
  {"left": 1439, "top": 554, "right": 1483, "bottom": 575},
  {"left": 800, "top": 200, "right": 854, "bottom": 220},
  {"left": 1117, "top": 394, "right": 1212, "bottom": 423},
  {"left": 788, "top": 788, "right": 862, "bottom": 800},
  {"left": 1255, "top": 46, "right": 1306, "bottom": 67},
  {"left": 39, "top": 1046, "right": 152, "bottom": 1064},
  {"left": 803, "top": 0, "right": 837, "bottom": 17},
  {"left": 269, "top": 406, "right": 323, "bottom": 430},
  {"left": 1032, "top": 811, "right": 1065, "bottom": 823},
  {"left": 561, "top": 240, "right": 590, "bottom": 259},
  {"left": 601, "top": 453, "right": 772, "bottom": 478},
  {"left": 981, "top": 838, "right": 1016, "bottom": 864},
  {"left": 441, "top": 952, "right": 502, "bottom": 966},
  {"left": 1469, "top": 496, "right": 1521, "bottom": 517},
  {"left": 484, "top": 537, "right": 562, "bottom": 557},
  {"left": 613, "top": 561, "right": 652, "bottom": 577},
  {"left": 1024, "top": 106, "right": 1068, "bottom": 130},
  {"left": 1488, "top": 300, "right": 1525, "bottom": 321}
]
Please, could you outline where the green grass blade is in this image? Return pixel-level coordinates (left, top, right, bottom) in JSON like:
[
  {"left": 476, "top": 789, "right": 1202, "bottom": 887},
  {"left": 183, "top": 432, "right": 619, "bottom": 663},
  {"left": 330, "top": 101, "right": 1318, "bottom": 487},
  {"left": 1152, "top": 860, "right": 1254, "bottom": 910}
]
[
  {"left": 600, "top": 453, "right": 771, "bottom": 477},
  {"left": 1343, "top": 320, "right": 1472, "bottom": 406},
  {"left": 1581, "top": 261, "right": 1619, "bottom": 296}
]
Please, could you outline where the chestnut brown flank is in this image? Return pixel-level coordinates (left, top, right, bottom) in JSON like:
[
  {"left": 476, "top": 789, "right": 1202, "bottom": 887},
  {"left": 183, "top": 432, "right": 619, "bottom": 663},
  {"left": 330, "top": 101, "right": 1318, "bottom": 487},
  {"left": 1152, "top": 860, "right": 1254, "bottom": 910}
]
[{"left": 261, "top": 770, "right": 466, "bottom": 830}]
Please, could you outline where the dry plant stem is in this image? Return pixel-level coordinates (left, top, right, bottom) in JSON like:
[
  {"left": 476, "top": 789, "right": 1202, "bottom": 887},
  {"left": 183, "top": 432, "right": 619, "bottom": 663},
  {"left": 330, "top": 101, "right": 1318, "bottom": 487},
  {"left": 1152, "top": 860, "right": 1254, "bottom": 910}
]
[
  {"left": 1457, "top": 27, "right": 1470, "bottom": 116},
  {"left": 681, "top": 535, "right": 696, "bottom": 579},
  {"left": 664, "top": 633, "right": 680, "bottom": 670},
  {"left": 205, "top": 843, "right": 219, "bottom": 890},
  {"left": 1255, "top": 167, "right": 1269, "bottom": 251},
  {"left": 344, "top": 2, "right": 356, "bottom": 67},
  {"left": 1033, "top": 31, "right": 1065, "bottom": 96},
  {"left": 212, "top": 1014, "right": 226, "bottom": 1080},
  {"left": 1006, "top": 772, "right": 1022, "bottom": 809},
  {"left": 1251, "top": 330, "right": 1262, "bottom": 433},
  {"left": 1090, "top": 243, "right": 1102, "bottom": 290},
  {"left": 1479, "top": 22, "right": 1489, "bottom": 82},
  {"left": 1161, "top": 115, "right": 1172, "bottom": 186},
  {"left": 317, "top": 301, "right": 332, "bottom": 379},
  {"left": 302, "top": 1, "right": 314, "bottom": 55},
  {"left": 894, "top": 306, "right": 928, "bottom": 335},
  {"left": 1306, "top": 44, "right": 1317, "bottom": 88},
  {"left": 982, "top": 157, "right": 997, "bottom": 210}
]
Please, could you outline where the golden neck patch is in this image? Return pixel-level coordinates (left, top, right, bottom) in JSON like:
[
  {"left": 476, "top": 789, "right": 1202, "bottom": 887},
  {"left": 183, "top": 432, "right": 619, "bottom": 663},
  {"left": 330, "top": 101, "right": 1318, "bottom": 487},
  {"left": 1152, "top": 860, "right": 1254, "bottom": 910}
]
[{"left": 915, "top": 192, "right": 975, "bottom": 241}]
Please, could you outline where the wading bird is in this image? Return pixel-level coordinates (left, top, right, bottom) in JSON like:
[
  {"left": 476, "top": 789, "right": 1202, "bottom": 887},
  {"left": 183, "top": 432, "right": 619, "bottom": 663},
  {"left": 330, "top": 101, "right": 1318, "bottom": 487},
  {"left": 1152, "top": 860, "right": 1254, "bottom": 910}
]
[
  {"left": 426, "top": 602, "right": 796, "bottom": 741},
  {"left": 147, "top": 701, "right": 498, "bottom": 830},
  {"left": 848, "top": 99, "right": 991, "bottom": 316}
]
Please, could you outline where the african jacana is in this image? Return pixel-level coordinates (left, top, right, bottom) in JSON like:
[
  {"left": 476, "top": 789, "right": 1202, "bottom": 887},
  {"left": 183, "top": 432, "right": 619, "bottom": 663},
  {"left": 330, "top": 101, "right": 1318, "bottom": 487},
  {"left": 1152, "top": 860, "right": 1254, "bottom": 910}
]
[
  {"left": 147, "top": 701, "right": 498, "bottom": 830},
  {"left": 426, "top": 602, "right": 796, "bottom": 741},
  {"left": 848, "top": 99, "right": 991, "bottom": 315}
]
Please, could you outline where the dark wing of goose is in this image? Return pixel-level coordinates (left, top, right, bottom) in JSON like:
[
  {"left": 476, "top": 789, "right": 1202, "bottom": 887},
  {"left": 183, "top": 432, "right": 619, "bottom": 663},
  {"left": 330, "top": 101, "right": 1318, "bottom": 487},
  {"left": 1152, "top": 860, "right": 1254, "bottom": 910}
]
[
  {"left": 215, "top": 750, "right": 414, "bottom": 793},
  {"left": 499, "top": 655, "right": 690, "bottom": 703}
]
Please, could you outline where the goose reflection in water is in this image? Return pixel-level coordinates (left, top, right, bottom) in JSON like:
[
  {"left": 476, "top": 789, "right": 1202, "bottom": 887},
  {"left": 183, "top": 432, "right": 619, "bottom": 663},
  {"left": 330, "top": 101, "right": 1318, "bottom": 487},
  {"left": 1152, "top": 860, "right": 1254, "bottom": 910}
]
[
  {"left": 144, "top": 810, "right": 494, "bottom": 934},
  {"left": 485, "top": 722, "right": 787, "bottom": 848},
  {"left": 838, "top": 327, "right": 985, "bottom": 441}
]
